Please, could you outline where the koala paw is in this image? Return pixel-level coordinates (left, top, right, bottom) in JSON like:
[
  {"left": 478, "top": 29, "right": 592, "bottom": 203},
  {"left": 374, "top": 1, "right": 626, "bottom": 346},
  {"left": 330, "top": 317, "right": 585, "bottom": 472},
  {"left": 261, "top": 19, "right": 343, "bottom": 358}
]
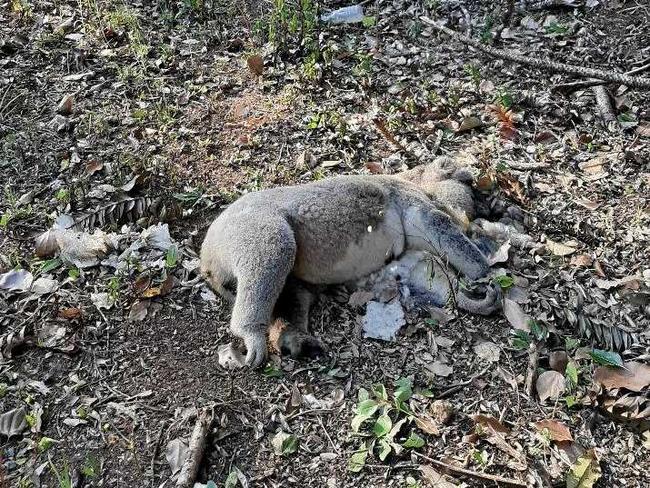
[
  {"left": 279, "top": 329, "right": 325, "bottom": 359},
  {"left": 244, "top": 333, "right": 268, "bottom": 368}
]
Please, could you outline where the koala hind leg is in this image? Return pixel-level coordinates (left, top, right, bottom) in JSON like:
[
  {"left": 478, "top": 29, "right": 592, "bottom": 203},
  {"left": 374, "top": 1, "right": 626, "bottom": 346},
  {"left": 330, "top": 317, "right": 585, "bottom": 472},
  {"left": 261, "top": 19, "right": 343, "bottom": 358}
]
[
  {"left": 230, "top": 218, "right": 296, "bottom": 368},
  {"left": 271, "top": 279, "right": 324, "bottom": 359}
]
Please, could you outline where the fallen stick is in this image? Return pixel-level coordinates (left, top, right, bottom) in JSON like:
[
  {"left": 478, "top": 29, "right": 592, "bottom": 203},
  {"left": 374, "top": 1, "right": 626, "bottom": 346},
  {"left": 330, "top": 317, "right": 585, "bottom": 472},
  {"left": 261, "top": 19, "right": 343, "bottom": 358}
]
[
  {"left": 552, "top": 62, "right": 650, "bottom": 92},
  {"left": 419, "top": 16, "right": 650, "bottom": 89},
  {"left": 524, "top": 342, "right": 539, "bottom": 397},
  {"left": 591, "top": 85, "right": 618, "bottom": 126},
  {"left": 412, "top": 452, "right": 528, "bottom": 487},
  {"left": 177, "top": 408, "right": 213, "bottom": 488}
]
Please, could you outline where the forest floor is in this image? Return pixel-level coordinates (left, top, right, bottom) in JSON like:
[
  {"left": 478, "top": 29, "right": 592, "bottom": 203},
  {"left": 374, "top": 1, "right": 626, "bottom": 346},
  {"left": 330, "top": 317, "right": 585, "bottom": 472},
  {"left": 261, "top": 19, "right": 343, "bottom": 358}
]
[{"left": 1, "top": 0, "right": 649, "bottom": 487}]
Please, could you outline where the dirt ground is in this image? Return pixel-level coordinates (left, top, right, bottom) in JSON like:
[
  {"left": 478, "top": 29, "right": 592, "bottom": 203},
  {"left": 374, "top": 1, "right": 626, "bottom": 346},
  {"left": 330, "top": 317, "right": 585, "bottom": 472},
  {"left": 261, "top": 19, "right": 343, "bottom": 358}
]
[{"left": 1, "top": 0, "right": 649, "bottom": 487}]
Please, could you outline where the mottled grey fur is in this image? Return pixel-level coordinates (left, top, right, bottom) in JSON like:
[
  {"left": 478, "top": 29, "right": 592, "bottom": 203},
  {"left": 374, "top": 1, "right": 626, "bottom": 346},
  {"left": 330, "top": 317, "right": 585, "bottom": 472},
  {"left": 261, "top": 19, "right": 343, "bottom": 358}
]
[{"left": 200, "top": 157, "right": 496, "bottom": 367}]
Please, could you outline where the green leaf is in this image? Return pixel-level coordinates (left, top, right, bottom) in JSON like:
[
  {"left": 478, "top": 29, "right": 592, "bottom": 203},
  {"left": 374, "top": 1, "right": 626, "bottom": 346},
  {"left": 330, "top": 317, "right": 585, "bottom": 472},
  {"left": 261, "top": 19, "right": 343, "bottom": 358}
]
[
  {"left": 38, "top": 436, "right": 57, "bottom": 452},
  {"left": 358, "top": 388, "right": 369, "bottom": 402},
  {"left": 424, "top": 318, "right": 438, "bottom": 328},
  {"left": 377, "top": 438, "right": 392, "bottom": 461},
  {"left": 165, "top": 245, "right": 178, "bottom": 268},
  {"left": 403, "top": 431, "right": 425, "bottom": 449},
  {"left": 262, "top": 365, "right": 283, "bottom": 378},
  {"left": 529, "top": 320, "right": 548, "bottom": 341},
  {"left": 348, "top": 449, "right": 368, "bottom": 473},
  {"left": 566, "top": 450, "right": 601, "bottom": 488},
  {"left": 372, "top": 383, "right": 388, "bottom": 401},
  {"left": 362, "top": 16, "right": 376, "bottom": 27},
  {"left": 68, "top": 267, "right": 80, "bottom": 280},
  {"left": 393, "top": 377, "right": 413, "bottom": 403},
  {"left": 565, "top": 337, "right": 580, "bottom": 351},
  {"left": 224, "top": 472, "right": 238, "bottom": 488},
  {"left": 373, "top": 413, "right": 392, "bottom": 438},
  {"left": 271, "top": 432, "right": 298, "bottom": 456},
  {"left": 588, "top": 349, "right": 623, "bottom": 368},
  {"left": 472, "top": 449, "right": 488, "bottom": 466},
  {"left": 388, "top": 417, "right": 407, "bottom": 441},
  {"left": 494, "top": 274, "right": 514, "bottom": 289},
  {"left": 565, "top": 362, "right": 579, "bottom": 389},
  {"left": 564, "top": 395, "right": 577, "bottom": 408},
  {"left": 40, "top": 258, "right": 62, "bottom": 274},
  {"left": 355, "top": 399, "right": 378, "bottom": 417},
  {"left": 511, "top": 330, "right": 531, "bottom": 350}
]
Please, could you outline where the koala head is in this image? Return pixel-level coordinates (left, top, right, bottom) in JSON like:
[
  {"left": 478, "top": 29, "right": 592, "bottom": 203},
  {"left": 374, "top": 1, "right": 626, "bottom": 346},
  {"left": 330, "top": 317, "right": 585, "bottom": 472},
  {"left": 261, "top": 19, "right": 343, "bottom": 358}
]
[{"left": 397, "top": 156, "right": 473, "bottom": 196}]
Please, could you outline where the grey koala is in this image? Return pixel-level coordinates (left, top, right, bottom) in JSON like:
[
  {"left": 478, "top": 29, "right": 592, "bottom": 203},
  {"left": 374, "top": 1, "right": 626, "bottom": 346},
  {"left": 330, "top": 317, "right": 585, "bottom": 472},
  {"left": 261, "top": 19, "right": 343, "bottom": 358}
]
[{"left": 200, "top": 156, "right": 499, "bottom": 368}]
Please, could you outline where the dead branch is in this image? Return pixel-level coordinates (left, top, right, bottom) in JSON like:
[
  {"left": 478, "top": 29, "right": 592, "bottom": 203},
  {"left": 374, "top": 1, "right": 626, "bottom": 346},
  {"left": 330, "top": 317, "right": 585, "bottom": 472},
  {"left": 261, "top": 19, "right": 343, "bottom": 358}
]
[
  {"left": 177, "top": 408, "right": 213, "bottom": 488},
  {"left": 524, "top": 342, "right": 539, "bottom": 397},
  {"left": 412, "top": 452, "right": 528, "bottom": 487},
  {"left": 371, "top": 118, "right": 408, "bottom": 152},
  {"left": 419, "top": 17, "right": 650, "bottom": 89},
  {"left": 518, "top": 0, "right": 578, "bottom": 11},
  {"left": 591, "top": 85, "right": 618, "bottom": 126},
  {"left": 552, "top": 62, "right": 650, "bottom": 92}
]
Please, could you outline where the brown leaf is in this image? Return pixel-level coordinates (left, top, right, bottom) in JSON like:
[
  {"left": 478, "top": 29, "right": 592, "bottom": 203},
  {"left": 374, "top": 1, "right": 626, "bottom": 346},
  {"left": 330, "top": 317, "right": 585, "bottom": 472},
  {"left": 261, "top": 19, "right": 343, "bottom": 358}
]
[
  {"left": 57, "top": 94, "right": 74, "bottom": 115},
  {"left": 593, "top": 260, "right": 606, "bottom": 278},
  {"left": 133, "top": 273, "right": 151, "bottom": 296},
  {"left": 246, "top": 54, "right": 264, "bottom": 76},
  {"left": 456, "top": 116, "right": 482, "bottom": 133},
  {"left": 58, "top": 307, "right": 82, "bottom": 320},
  {"left": 472, "top": 414, "right": 509, "bottom": 434},
  {"left": 419, "top": 465, "right": 457, "bottom": 488},
  {"left": 365, "top": 161, "right": 384, "bottom": 174},
  {"left": 570, "top": 254, "right": 593, "bottom": 267},
  {"left": 534, "top": 130, "right": 556, "bottom": 144},
  {"left": 533, "top": 419, "right": 573, "bottom": 442},
  {"left": 85, "top": 159, "right": 104, "bottom": 175},
  {"left": 549, "top": 351, "right": 569, "bottom": 373},
  {"left": 415, "top": 415, "right": 440, "bottom": 436},
  {"left": 594, "top": 276, "right": 641, "bottom": 290},
  {"left": 574, "top": 198, "right": 600, "bottom": 211},
  {"left": 594, "top": 362, "right": 650, "bottom": 393},
  {"left": 536, "top": 370, "right": 565, "bottom": 402}
]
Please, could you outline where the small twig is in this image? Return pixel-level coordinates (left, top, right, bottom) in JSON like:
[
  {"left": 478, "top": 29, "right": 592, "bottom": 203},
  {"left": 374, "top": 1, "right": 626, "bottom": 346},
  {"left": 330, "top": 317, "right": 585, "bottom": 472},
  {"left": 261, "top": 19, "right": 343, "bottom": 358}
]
[
  {"left": 517, "top": 0, "right": 578, "bottom": 11},
  {"left": 420, "top": 16, "right": 650, "bottom": 89},
  {"left": 151, "top": 421, "right": 166, "bottom": 487},
  {"left": 591, "top": 85, "right": 618, "bottom": 127},
  {"left": 177, "top": 407, "right": 213, "bottom": 488},
  {"left": 436, "top": 367, "right": 489, "bottom": 399},
  {"left": 412, "top": 451, "right": 527, "bottom": 487},
  {"left": 371, "top": 117, "right": 408, "bottom": 152},
  {"left": 524, "top": 342, "right": 540, "bottom": 397}
]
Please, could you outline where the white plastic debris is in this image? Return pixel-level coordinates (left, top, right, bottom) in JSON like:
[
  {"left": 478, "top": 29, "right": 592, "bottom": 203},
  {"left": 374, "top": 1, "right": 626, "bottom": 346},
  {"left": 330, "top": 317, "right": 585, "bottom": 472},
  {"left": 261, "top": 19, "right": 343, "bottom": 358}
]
[
  {"left": 141, "top": 223, "right": 173, "bottom": 251},
  {"left": 321, "top": 4, "right": 364, "bottom": 24},
  {"left": 362, "top": 301, "right": 405, "bottom": 341}
]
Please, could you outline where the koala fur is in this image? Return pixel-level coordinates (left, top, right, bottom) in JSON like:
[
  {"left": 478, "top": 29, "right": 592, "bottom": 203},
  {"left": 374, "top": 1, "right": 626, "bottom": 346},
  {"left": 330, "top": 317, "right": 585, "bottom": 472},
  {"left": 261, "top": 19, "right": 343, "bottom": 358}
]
[{"left": 200, "top": 156, "right": 498, "bottom": 368}]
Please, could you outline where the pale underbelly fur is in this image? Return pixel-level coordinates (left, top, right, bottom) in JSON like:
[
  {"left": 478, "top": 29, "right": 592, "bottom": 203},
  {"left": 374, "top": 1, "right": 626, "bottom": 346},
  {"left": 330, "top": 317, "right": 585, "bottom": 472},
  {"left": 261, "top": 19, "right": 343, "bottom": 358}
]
[{"left": 293, "top": 209, "right": 406, "bottom": 284}]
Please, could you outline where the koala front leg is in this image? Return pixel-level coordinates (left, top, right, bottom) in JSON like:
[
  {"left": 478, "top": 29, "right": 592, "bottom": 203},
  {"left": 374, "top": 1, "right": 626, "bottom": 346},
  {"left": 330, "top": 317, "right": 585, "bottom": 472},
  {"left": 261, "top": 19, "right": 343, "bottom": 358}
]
[
  {"left": 402, "top": 202, "right": 490, "bottom": 280},
  {"left": 230, "top": 220, "right": 297, "bottom": 368}
]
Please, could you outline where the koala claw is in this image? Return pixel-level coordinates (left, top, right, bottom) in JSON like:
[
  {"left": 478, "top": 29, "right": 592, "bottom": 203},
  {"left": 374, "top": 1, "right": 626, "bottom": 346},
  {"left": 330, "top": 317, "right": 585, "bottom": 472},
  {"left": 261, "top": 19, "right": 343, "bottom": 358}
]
[{"left": 244, "top": 334, "right": 268, "bottom": 369}]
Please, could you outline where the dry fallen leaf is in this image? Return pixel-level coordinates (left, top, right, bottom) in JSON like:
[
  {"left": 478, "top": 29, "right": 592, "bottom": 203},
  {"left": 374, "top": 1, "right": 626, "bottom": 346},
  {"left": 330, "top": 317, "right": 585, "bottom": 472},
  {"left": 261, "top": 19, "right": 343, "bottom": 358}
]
[
  {"left": 365, "top": 161, "right": 384, "bottom": 174},
  {"left": 546, "top": 238, "right": 577, "bottom": 256},
  {"left": 247, "top": 54, "right": 264, "bottom": 76},
  {"left": 473, "top": 341, "right": 501, "bottom": 362},
  {"left": 503, "top": 298, "right": 530, "bottom": 331},
  {"left": 57, "top": 93, "right": 74, "bottom": 115},
  {"left": 58, "top": 307, "right": 82, "bottom": 320},
  {"left": 472, "top": 414, "right": 510, "bottom": 434},
  {"left": 594, "top": 362, "right": 650, "bottom": 392},
  {"left": 549, "top": 351, "right": 569, "bottom": 373},
  {"left": 533, "top": 419, "right": 573, "bottom": 442},
  {"left": 420, "top": 465, "right": 457, "bottom": 487},
  {"left": 456, "top": 116, "right": 482, "bottom": 133},
  {"left": 570, "top": 254, "right": 593, "bottom": 267},
  {"left": 536, "top": 370, "right": 565, "bottom": 402}
]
